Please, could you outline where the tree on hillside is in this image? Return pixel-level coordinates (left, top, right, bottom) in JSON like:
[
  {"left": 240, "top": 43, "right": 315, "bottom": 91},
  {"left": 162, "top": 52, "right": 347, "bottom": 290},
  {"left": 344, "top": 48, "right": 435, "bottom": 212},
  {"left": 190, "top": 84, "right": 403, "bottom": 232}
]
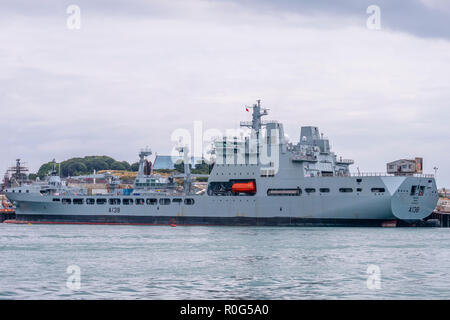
[
  {"left": 174, "top": 161, "right": 210, "bottom": 174},
  {"left": 36, "top": 156, "right": 133, "bottom": 178},
  {"left": 66, "top": 162, "right": 88, "bottom": 177},
  {"left": 131, "top": 162, "right": 139, "bottom": 172},
  {"left": 37, "top": 162, "right": 61, "bottom": 179},
  {"left": 174, "top": 161, "right": 189, "bottom": 173},
  {"left": 192, "top": 161, "right": 210, "bottom": 174},
  {"left": 84, "top": 158, "right": 109, "bottom": 172},
  {"left": 111, "top": 162, "right": 126, "bottom": 171},
  {"left": 121, "top": 161, "right": 131, "bottom": 171}
]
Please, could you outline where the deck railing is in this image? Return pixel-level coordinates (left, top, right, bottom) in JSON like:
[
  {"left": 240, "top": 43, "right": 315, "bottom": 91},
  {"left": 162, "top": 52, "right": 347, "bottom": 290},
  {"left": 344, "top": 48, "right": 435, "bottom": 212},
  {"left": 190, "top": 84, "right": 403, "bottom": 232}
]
[
  {"left": 291, "top": 155, "right": 318, "bottom": 162},
  {"left": 240, "top": 120, "right": 279, "bottom": 127},
  {"left": 336, "top": 159, "right": 355, "bottom": 164},
  {"left": 345, "top": 172, "right": 434, "bottom": 178}
]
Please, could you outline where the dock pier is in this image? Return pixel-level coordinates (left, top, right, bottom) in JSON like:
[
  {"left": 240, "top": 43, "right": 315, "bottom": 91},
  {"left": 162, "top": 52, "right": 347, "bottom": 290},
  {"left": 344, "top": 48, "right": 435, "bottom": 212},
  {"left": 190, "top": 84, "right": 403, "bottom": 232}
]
[{"left": 429, "top": 211, "right": 450, "bottom": 228}]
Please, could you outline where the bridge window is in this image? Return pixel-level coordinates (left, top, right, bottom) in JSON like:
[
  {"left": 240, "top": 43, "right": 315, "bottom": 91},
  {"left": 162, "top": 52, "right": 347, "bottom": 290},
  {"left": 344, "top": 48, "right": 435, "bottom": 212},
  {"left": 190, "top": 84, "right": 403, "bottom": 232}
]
[
  {"left": 172, "top": 198, "right": 182, "bottom": 204},
  {"left": 419, "top": 186, "right": 425, "bottom": 196},
  {"left": 86, "top": 198, "right": 95, "bottom": 205},
  {"left": 410, "top": 186, "right": 417, "bottom": 196},
  {"left": 320, "top": 188, "right": 330, "bottom": 193},
  {"left": 305, "top": 188, "right": 316, "bottom": 194},
  {"left": 97, "top": 198, "right": 107, "bottom": 205},
  {"left": 73, "top": 199, "right": 84, "bottom": 205},
  {"left": 52, "top": 198, "right": 60, "bottom": 202},
  {"left": 371, "top": 188, "right": 385, "bottom": 193},
  {"left": 339, "top": 188, "right": 353, "bottom": 193},
  {"left": 136, "top": 198, "right": 145, "bottom": 205},
  {"left": 184, "top": 198, "right": 195, "bottom": 205},
  {"left": 146, "top": 198, "right": 157, "bottom": 205},
  {"left": 62, "top": 198, "right": 71, "bottom": 205}
]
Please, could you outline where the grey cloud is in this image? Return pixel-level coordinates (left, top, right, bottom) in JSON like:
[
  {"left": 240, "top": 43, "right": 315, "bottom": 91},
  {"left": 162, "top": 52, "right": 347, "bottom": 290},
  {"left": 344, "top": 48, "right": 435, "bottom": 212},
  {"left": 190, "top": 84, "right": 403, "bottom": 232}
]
[
  {"left": 2, "top": 0, "right": 449, "bottom": 40},
  {"left": 0, "top": 0, "right": 449, "bottom": 186},
  {"left": 216, "top": 0, "right": 450, "bottom": 40},
  {"left": 0, "top": 0, "right": 183, "bottom": 18}
]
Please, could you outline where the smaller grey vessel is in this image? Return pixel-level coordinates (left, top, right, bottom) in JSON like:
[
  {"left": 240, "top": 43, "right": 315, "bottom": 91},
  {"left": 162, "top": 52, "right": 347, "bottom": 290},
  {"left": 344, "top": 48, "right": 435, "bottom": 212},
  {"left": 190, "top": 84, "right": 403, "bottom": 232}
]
[{"left": 5, "top": 101, "right": 439, "bottom": 226}]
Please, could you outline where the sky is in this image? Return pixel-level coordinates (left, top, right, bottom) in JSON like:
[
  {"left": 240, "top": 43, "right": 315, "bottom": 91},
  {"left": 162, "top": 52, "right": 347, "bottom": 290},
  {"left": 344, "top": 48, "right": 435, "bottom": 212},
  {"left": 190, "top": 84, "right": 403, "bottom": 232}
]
[{"left": 0, "top": 0, "right": 449, "bottom": 186}]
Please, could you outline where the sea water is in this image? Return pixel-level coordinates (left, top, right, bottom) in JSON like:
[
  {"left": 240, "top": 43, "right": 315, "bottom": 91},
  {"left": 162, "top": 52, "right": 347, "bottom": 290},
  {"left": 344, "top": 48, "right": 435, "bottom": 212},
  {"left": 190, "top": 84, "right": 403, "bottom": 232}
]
[{"left": 1, "top": 223, "right": 449, "bottom": 299}]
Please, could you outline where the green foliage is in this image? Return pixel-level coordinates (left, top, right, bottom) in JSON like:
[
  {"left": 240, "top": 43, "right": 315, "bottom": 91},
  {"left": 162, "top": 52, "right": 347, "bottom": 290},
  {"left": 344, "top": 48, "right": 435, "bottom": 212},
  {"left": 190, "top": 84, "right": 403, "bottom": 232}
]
[
  {"left": 36, "top": 156, "right": 133, "bottom": 178},
  {"left": 174, "top": 161, "right": 187, "bottom": 173},
  {"left": 121, "top": 161, "right": 132, "bottom": 171},
  {"left": 174, "top": 161, "right": 210, "bottom": 174},
  {"left": 192, "top": 161, "right": 210, "bottom": 174},
  {"left": 111, "top": 162, "right": 126, "bottom": 171},
  {"left": 66, "top": 162, "right": 88, "bottom": 176},
  {"left": 37, "top": 163, "right": 61, "bottom": 179},
  {"left": 130, "top": 162, "right": 139, "bottom": 172},
  {"left": 153, "top": 169, "right": 176, "bottom": 174}
]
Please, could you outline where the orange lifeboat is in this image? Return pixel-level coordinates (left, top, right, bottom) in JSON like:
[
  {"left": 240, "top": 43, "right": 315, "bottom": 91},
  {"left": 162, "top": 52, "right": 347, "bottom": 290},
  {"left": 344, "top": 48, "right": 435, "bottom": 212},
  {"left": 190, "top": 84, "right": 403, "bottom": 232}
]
[
  {"left": 232, "top": 181, "right": 257, "bottom": 194},
  {"left": 1, "top": 201, "right": 14, "bottom": 213}
]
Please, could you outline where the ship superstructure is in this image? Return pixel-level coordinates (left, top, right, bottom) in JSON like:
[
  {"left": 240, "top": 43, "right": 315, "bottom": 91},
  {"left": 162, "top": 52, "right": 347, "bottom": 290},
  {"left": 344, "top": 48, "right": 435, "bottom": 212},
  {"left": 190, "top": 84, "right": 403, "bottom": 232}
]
[{"left": 4, "top": 101, "right": 439, "bottom": 226}]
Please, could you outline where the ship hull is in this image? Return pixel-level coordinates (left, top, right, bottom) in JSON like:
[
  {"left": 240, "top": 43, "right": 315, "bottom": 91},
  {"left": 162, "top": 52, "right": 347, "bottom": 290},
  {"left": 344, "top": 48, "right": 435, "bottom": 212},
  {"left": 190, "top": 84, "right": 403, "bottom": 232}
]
[
  {"left": 8, "top": 214, "right": 396, "bottom": 227},
  {"left": 5, "top": 176, "right": 439, "bottom": 227}
]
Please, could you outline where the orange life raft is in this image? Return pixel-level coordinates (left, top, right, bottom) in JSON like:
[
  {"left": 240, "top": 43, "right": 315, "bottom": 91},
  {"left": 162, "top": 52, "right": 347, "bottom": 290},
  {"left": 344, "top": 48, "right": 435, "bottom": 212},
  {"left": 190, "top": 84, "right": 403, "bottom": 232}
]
[{"left": 232, "top": 181, "right": 257, "bottom": 194}]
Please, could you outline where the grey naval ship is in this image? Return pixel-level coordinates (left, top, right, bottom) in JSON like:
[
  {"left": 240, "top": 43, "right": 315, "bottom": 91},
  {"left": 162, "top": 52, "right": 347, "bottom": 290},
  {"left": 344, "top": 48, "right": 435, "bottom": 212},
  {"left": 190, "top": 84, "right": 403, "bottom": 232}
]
[{"left": 5, "top": 101, "right": 439, "bottom": 227}]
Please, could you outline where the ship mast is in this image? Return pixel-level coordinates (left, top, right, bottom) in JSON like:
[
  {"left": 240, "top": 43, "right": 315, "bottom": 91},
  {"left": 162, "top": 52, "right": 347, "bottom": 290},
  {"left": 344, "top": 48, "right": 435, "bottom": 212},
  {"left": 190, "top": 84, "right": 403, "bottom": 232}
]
[
  {"left": 7, "top": 159, "right": 29, "bottom": 187},
  {"left": 137, "top": 147, "right": 152, "bottom": 178},
  {"left": 240, "top": 99, "right": 269, "bottom": 134},
  {"left": 240, "top": 100, "right": 270, "bottom": 162},
  {"left": 50, "top": 159, "right": 58, "bottom": 176}
]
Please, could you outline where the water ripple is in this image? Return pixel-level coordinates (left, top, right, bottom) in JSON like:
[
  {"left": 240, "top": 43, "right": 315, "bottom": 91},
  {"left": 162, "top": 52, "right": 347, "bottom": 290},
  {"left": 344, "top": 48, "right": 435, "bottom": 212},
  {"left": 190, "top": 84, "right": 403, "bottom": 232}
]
[{"left": 0, "top": 224, "right": 449, "bottom": 299}]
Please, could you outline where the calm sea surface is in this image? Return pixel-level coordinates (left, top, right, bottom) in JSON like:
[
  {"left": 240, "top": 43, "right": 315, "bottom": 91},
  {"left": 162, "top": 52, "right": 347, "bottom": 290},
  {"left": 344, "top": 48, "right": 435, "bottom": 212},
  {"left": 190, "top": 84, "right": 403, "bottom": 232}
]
[{"left": 1, "top": 223, "right": 450, "bottom": 299}]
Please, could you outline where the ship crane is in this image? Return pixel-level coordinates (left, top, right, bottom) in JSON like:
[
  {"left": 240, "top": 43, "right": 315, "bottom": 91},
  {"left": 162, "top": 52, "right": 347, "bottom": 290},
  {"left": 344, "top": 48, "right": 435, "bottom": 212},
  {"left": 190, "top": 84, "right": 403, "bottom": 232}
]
[{"left": 173, "top": 144, "right": 209, "bottom": 195}]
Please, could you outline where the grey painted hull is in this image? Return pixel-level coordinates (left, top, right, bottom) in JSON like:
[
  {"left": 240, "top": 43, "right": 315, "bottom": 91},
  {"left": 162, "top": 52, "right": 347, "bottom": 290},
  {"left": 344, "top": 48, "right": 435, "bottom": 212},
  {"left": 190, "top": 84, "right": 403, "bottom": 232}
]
[{"left": 6, "top": 176, "right": 439, "bottom": 226}]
